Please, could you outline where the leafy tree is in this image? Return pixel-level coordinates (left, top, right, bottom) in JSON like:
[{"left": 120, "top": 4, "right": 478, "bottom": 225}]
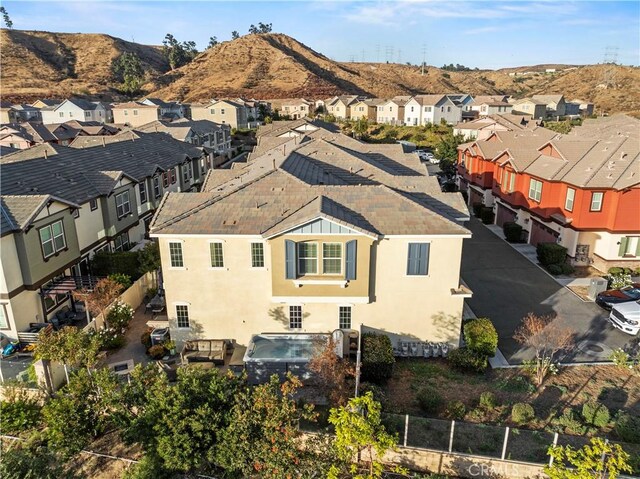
[
  {"left": 137, "top": 241, "right": 161, "bottom": 274},
  {"left": 43, "top": 368, "right": 120, "bottom": 457},
  {"left": 231, "top": 30, "right": 240, "bottom": 40},
  {"left": 216, "top": 374, "right": 320, "bottom": 478},
  {"left": 248, "top": 24, "right": 259, "bottom": 34},
  {"left": 514, "top": 313, "right": 575, "bottom": 387},
  {"left": 111, "top": 52, "right": 144, "bottom": 97},
  {"left": 258, "top": 22, "right": 273, "bottom": 33},
  {"left": 207, "top": 36, "right": 218, "bottom": 49},
  {"left": 34, "top": 326, "right": 102, "bottom": 383},
  {"left": 162, "top": 33, "right": 198, "bottom": 70},
  {"left": 545, "top": 437, "right": 632, "bottom": 479},
  {"left": 0, "top": 6, "right": 13, "bottom": 28},
  {"left": 308, "top": 337, "right": 355, "bottom": 406},
  {"left": 328, "top": 392, "right": 401, "bottom": 479},
  {"left": 0, "top": 440, "right": 83, "bottom": 479},
  {"left": 0, "top": 384, "right": 42, "bottom": 434},
  {"left": 352, "top": 117, "right": 370, "bottom": 139},
  {"left": 73, "top": 277, "right": 121, "bottom": 328}
]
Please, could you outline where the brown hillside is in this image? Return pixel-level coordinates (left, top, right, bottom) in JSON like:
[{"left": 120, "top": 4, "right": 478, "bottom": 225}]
[{"left": 0, "top": 29, "right": 169, "bottom": 102}]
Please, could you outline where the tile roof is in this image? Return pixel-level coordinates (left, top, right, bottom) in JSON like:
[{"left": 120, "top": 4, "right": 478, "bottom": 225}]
[
  {"left": 1, "top": 132, "right": 202, "bottom": 205},
  {"left": 1, "top": 143, "right": 71, "bottom": 163},
  {"left": 532, "top": 94, "right": 564, "bottom": 105},
  {"left": 153, "top": 124, "right": 471, "bottom": 237},
  {"left": 1, "top": 194, "right": 79, "bottom": 235}
]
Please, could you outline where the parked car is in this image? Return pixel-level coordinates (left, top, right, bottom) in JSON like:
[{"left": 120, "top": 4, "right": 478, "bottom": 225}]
[
  {"left": 595, "top": 283, "right": 640, "bottom": 310},
  {"left": 609, "top": 300, "right": 640, "bottom": 335}
]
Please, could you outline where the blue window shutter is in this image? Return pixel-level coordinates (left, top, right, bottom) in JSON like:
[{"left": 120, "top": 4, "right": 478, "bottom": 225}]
[
  {"left": 419, "top": 243, "right": 430, "bottom": 275},
  {"left": 407, "top": 243, "right": 418, "bottom": 275},
  {"left": 345, "top": 240, "right": 357, "bottom": 280},
  {"left": 285, "top": 240, "right": 296, "bottom": 279}
]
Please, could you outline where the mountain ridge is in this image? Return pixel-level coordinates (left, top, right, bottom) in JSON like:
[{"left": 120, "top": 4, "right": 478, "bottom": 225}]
[{"left": 1, "top": 29, "right": 639, "bottom": 115}]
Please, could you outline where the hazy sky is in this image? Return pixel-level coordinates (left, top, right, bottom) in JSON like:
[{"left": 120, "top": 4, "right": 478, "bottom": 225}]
[{"left": 4, "top": 1, "right": 639, "bottom": 69}]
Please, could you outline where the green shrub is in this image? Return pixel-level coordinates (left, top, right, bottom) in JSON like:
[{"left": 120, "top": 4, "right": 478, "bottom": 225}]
[
  {"left": 503, "top": 222, "right": 523, "bottom": 243},
  {"left": 547, "top": 264, "right": 563, "bottom": 275},
  {"left": 416, "top": 387, "right": 443, "bottom": 414},
  {"left": 361, "top": 333, "right": 395, "bottom": 383},
  {"left": 610, "top": 274, "right": 632, "bottom": 290},
  {"left": 448, "top": 347, "right": 488, "bottom": 373},
  {"left": 511, "top": 403, "right": 535, "bottom": 425},
  {"left": 91, "top": 251, "right": 142, "bottom": 280},
  {"left": 479, "top": 391, "right": 497, "bottom": 409},
  {"left": 633, "top": 267, "right": 640, "bottom": 276},
  {"left": 581, "top": 401, "right": 610, "bottom": 427},
  {"left": 141, "top": 330, "right": 152, "bottom": 349},
  {"left": 614, "top": 413, "right": 640, "bottom": 444},
  {"left": 106, "top": 301, "right": 134, "bottom": 330},
  {"left": 0, "top": 389, "right": 41, "bottom": 435},
  {"left": 536, "top": 243, "right": 567, "bottom": 266},
  {"left": 464, "top": 318, "right": 498, "bottom": 357},
  {"left": 472, "top": 202, "right": 483, "bottom": 218},
  {"left": 557, "top": 409, "right": 586, "bottom": 434},
  {"left": 480, "top": 207, "right": 495, "bottom": 225},
  {"left": 147, "top": 344, "right": 167, "bottom": 359},
  {"left": 608, "top": 267, "right": 624, "bottom": 275},
  {"left": 560, "top": 263, "right": 575, "bottom": 275},
  {"left": 108, "top": 273, "right": 132, "bottom": 291},
  {"left": 359, "top": 382, "right": 387, "bottom": 408},
  {"left": 445, "top": 400, "right": 466, "bottom": 419}
]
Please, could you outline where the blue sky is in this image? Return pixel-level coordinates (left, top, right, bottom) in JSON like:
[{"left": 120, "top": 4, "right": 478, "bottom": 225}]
[{"left": 4, "top": 1, "right": 639, "bottom": 69}]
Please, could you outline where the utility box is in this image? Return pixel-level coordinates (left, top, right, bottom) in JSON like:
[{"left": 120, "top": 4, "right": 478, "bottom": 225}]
[
  {"left": 588, "top": 277, "right": 608, "bottom": 300},
  {"left": 150, "top": 327, "right": 170, "bottom": 346}
]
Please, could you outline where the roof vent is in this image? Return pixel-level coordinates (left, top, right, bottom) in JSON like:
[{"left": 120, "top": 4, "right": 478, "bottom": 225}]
[
  {"left": 607, "top": 161, "right": 615, "bottom": 170},
  {"left": 223, "top": 220, "right": 237, "bottom": 226},
  {"left": 620, "top": 151, "right": 627, "bottom": 159}
]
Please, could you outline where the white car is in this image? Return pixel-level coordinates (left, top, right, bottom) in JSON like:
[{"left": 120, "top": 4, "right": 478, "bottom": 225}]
[{"left": 609, "top": 300, "right": 640, "bottom": 335}]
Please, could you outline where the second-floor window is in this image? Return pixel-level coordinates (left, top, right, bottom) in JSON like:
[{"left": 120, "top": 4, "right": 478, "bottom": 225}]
[
  {"left": 114, "top": 232, "right": 129, "bottom": 252},
  {"left": 170, "top": 168, "right": 177, "bottom": 184},
  {"left": 289, "top": 305, "right": 302, "bottom": 329},
  {"left": 565, "top": 188, "right": 575, "bottom": 212},
  {"left": 322, "top": 243, "right": 342, "bottom": 275},
  {"left": 407, "top": 243, "right": 430, "bottom": 276},
  {"left": 528, "top": 178, "right": 543, "bottom": 202},
  {"left": 169, "top": 242, "right": 183, "bottom": 267},
  {"left": 115, "top": 191, "right": 131, "bottom": 219},
  {"left": 251, "top": 242, "right": 264, "bottom": 268},
  {"left": 590, "top": 192, "right": 604, "bottom": 212},
  {"left": 90, "top": 199, "right": 98, "bottom": 211},
  {"left": 39, "top": 220, "right": 66, "bottom": 258},
  {"left": 209, "top": 242, "right": 224, "bottom": 268},
  {"left": 297, "top": 242, "right": 318, "bottom": 275},
  {"left": 139, "top": 181, "right": 147, "bottom": 204},
  {"left": 153, "top": 177, "right": 161, "bottom": 198},
  {"left": 163, "top": 172, "right": 170, "bottom": 188}
]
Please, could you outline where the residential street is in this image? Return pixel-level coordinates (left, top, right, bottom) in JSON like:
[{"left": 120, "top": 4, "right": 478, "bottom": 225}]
[{"left": 461, "top": 217, "right": 633, "bottom": 364}]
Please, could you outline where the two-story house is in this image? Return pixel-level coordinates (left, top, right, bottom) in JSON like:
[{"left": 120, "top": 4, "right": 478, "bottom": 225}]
[
  {"left": 0, "top": 101, "right": 18, "bottom": 124},
  {"left": 325, "top": 96, "right": 363, "bottom": 120},
  {"left": 456, "top": 114, "right": 640, "bottom": 271},
  {"left": 350, "top": 99, "right": 384, "bottom": 122},
  {"left": 0, "top": 133, "right": 208, "bottom": 342},
  {"left": 531, "top": 95, "right": 566, "bottom": 118},
  {"left": 281, "top": 99, "right": 313, "bottom": 119},
  {"left": 141, "top": 98, "right": 187, "bottom": 121},
  {"left": 149, "top": 119, "right": 471, "bottom": 352},
  {"left": 112, "top": 102, "right": 161, "bottom": 127},
  {"left": 511, "top": 98, "right": 548, "bottom": 119},
  {"left": 453, "top": 114, "right": 539, "bottom": 141},
  {"left": 404, "top": 95, "right": 462, "bottom": 126},
  {"left": 40, "top": 98, "right": 112, "bottom": 125},
  {"left": 11, "top": 104, "right": 42, "bottom": 122},
  {"left": 376, "top": 96, "right": 411, "bottom": 125},
  {"left": 191, "top": 100, "right": 249, "bottom": 129}
]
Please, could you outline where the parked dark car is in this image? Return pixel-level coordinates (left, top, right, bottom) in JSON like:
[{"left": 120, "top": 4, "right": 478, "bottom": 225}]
[{"left": 596, "top": 283, "right": 640, "bottom": 310}]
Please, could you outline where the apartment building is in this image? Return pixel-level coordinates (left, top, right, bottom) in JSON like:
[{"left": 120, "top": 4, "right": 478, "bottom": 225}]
[
  {"left": 456, "top": 114, "right": 640, "bottom": 271},
  {"left": 0, "top": 133, "right": 209, "bottom": 341},
  {"left": 150, "top": 119, "right": 471, "bottom": 351}
]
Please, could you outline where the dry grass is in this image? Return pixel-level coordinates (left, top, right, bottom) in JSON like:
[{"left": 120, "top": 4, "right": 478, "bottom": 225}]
[{"left": 567, "top": 285, "right": 592, "bottom": 301}]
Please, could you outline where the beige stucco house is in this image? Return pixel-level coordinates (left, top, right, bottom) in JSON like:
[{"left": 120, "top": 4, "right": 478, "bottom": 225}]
[
  {"left": 325, "top": 96, "right": 362, "bottom": 119},
  {"left": 191, "top": 100, "right": 249, "bottom": 129},
  {"left": 511, "top": 98, "right": 547, "bottom": 119},
  {"left": 376, "top": 96, "right": 411, "bottom": 125},
  {"left": 112, "top": 102, "right": 160, "bottom": 127},
  {"left": 349, "top": 99, "right": 383, "bottom": 121},
  {"left": 281, "top": 99, "right": 313, "bottom": 119},
  {"left": 150, "top": 119, "right": 471, "bottom": 352}
]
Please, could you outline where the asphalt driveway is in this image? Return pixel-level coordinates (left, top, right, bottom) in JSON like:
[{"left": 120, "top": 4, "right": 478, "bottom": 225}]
[{"left": 461, "top": 218, "right": 634, "bottom": 364}]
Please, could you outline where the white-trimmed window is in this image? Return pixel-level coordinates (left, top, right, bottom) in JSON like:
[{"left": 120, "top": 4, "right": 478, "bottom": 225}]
[
  {"left": 90, "top": 199, "right": 98, "bottom": 211},
  {"left": 590, "top": 192, "right": 603, "bottom": 212},
  {"left": 163, "top": 172, "right": 170, "bottom": 188},
  {"left": 209, "top": 242, "right": 224, "bottom": 268},
  {"left": 251, "top": 242, "right": 264, "bottom": 268},
  {"left": 169, "top": 242, "right": 184, "bottom": 268},
  {"left": 323, "top": 243, "right": 342, "bottom": 275},
  {"left": 170, "top": 169, "right": 177, "bottom": 184},
  {"left": 565, "top": 187, "right": 575, "bottom": 212},
  {"left": 339, "top": 306, "right": 352, "bottom": 329},
  {"left": 115, "top": 191, "right": 131, "bottom": 218},
  {"left": 183, "top": 164, "right": 190, "bottom": 182},
  {"left": 0, "top": 303, "right": 10, "bottom": 329},
  {"left": 297, "top": 242, "right": 318, "bottom": 275},
  {"left": 289, "top": 305, "right": 302, "bottom": 329},
  {"left": 153, "top": 177, "right": 161, "bottom": 198},
  {"left": 528, "top": 178, "right": 543, "bottom": 202},
  {"left": 176, "top": 305, "right": 190, "bottom": 328},
  {"left": 39, "top": 220, "right": 66, "bottom": 258},
  {"left": 139, "top": 181, "right": 147, "bottom": 204}
]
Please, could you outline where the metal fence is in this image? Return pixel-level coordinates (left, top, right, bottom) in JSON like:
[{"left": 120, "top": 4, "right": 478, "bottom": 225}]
[{"left": 380, "top": 413, "right": 640, "bottom": 468}]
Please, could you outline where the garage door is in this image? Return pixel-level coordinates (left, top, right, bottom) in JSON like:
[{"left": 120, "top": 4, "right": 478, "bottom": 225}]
[
  {"left": 529, "top": 219, "right": 560, "bottom": 247},
  {"left": 496, "top": 204, "right": 517, "bottom": 227}
]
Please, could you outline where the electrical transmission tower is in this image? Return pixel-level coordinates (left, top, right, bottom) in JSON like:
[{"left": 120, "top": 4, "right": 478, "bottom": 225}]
[
  {"left": 375, "top": 43, "right": 380, "bottom": 63},
  {"left": 385, "top": 45, "right": 394, "bottom": 63},
  {"left": 421, "top": 44, "right": 427, "bottom": 75},
  {"left": 602, "top": 46, "right": 619, "bottom": 88},
  {"left": 397, "top": 49, "right": 402, "bottom": 64}
]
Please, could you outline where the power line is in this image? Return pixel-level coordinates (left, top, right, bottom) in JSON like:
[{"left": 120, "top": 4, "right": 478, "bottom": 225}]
[{"left": 601, "top": 45, "right": 619, "bottom": 88}]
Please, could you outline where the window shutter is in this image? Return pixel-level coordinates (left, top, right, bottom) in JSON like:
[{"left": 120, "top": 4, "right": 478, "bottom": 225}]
[
  {"left": 285, "top": 240, "right": 296, "bottom": 279},
  {"left": 407, "top": 244, "right": 418, "bottom": 275},
  {"left": 345, "top": 240, "right": 357, "bottom": 280},
  {"left": 618, "top": 237, "right": 629, "bottom": 257}
]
